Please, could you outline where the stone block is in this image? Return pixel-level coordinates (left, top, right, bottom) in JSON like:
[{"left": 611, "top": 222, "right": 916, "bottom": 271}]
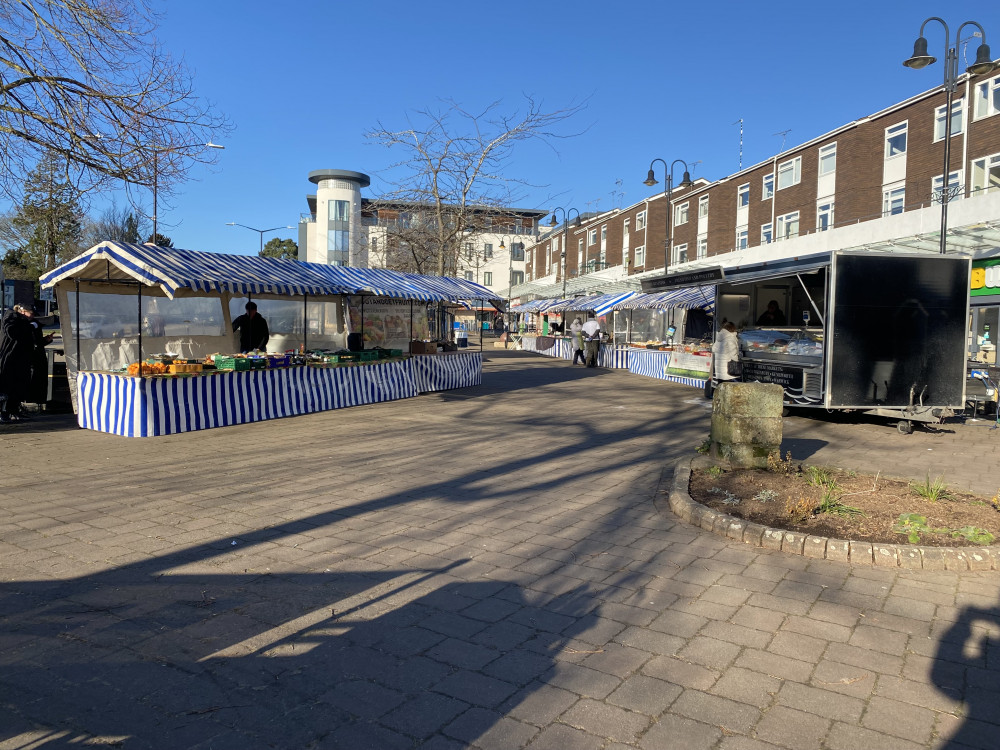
[
  {"left": 742, "top": 523, "right": 766, "bottom": 547},
  {"left": 917, "top": 547, "right": 945, "bottom": 570},
  {"left": 966, "top": 548, "right": 995, "bottom": 571},
  {"left": 713, "top": 381, "right": 785, "bottom": 418},
  {"left": 725, "top": 518, "right": 747, "bottom": 541},
  {"left": 803, "top": 536, "right": 828, "bottom": 559},
  {"left": 941, "top": 549, "right": 968, "bottom": 571},
  {"left": 873, "top": 545, "right": 899, "bottom": 567},
  {"left": 849, "top": 542, "right": 874, "bottom": 565},
  {"left": 825, "top": 539, "right": 850, "bottom": 563},
  {"left": 761, "top": 528, "right": 784, "bottom": 551},
  {"left": 700, "top": 509, "right": 720, "bottom": 532},
  {"left": 716, "top": 442, "right": 774, "bottom": 469},
  {"left": 781, "top": 532, "right": 806, "bottom": 555},
  {"left": 897, "top": 546, "right": 923, "bottom": 570},
  {"left": 688, "top": 505, "right": 706, "bottom": 529},
  {"left": 671, "top": 497, "right": 693, "bottom": 523},
  {"left": 710, "top": 415, "right": 783, "bottom": 446}
]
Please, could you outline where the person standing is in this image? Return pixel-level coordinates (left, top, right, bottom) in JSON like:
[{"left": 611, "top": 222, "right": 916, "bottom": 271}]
[
  {"left": 0, "top": 304, "right": 39, "bottom": 423},
  {"left": 713, "top": 321, "right": 740, "bottom": 383},
  {"left": 232, "top": 301, "right": 269, "bottom": 353},
  {"left": 569, "top": 316, "right": 585, "bottom": 365},
  {"left": 26, "top": 310, "right": 55, "bottom": 407},
  {"left": 582, "top": 312, "right": 602, "bottom": 368}
]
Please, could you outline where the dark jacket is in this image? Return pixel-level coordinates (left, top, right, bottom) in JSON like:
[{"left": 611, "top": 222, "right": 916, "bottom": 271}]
[
  {"left": 232, "top": 312, "right": 269, "bottom": 352},
  {"left": 0, "top": 309, "right": 36, "bottom": 403}
]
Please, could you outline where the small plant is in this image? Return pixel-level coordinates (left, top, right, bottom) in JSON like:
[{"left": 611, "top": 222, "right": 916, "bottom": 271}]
[
  {"left": 696, "top": 438, "right": 712, "bottom": 455},
  {"left": 805, "top": 465, "right": 835, "bottom": 488},
  {"left": 707, "top": 465, "right": 724, "bottom": 478},
  {"left": 991, "top": 489, "right": 1000, "bottom": 512},
  {"left": 952, "top": 526, "right": 995, "bottom": 545},
  {"left": 894, "top": 513, "right": 929, "bottom": 543},
  {"left": 767, "top": 450, "right": 796, "bottom": 476},
  {"left": 817, "top": 493, "right": 862, "bottom": 518},
  {"left": 721, "top": 492, "right": 740, "bottom": 505},
  {"left": 911, "top": 473, "right": 950, "bottom": 502},
  {"left": 753, "top": 489, "right": 778, "bottom": 503},
  {"left": 785, "top": 497, "right": 817, "bottom": 524},
  {"left": 707, "top": 486, "right": 725, "bottom": 494}
]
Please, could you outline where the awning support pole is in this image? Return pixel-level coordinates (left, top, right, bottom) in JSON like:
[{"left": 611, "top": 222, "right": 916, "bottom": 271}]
[
  {"left": 409, "top": 300, "right": 414, "bottom": 355},
  {"left": 795, "top": 273, "right": 825, "bottom": 326},
  {"left": 137, "top": 284, "right": 143, "bottom": 377},
  {"left": 303, "top": 293, "right": 308, "bottom": 353},
  {"left": 75, "top": 279, "right": 80, "bottom": 373}
]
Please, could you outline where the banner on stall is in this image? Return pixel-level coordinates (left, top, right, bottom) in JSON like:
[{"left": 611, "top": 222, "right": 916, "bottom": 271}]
[
  {"left": 665, "top": 350, "right": 712, "bottom": 378},
  {"left": 346, "top": 297, "right": 429, "bottom": 347}
]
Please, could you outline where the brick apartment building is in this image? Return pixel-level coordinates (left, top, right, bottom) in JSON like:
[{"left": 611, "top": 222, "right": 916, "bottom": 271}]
[{"left": 516, "top": 63, "right": 1000, "bottom": 304}]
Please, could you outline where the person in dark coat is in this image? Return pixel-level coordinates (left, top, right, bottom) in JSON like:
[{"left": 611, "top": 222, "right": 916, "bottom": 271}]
[
  {"left": 0, "top": 304, "right": 39, "bottom": 423},
  {"left": 27, "top": 312, "right": 55, "bottom": 405},
  {"left": 231, "top": 301, "right": 269, "bottom": 353}
]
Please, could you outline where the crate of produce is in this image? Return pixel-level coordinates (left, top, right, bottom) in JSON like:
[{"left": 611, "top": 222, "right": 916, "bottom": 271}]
[
  {"left": 246, "top": 357, "right": 269, "bottom": 369},
  {"left": 213, "top": 356, "right": 251, "bottom": 371},
  {"left": 374, "top": 348, "right": 403, "bottom": 359},
  {"left": 167, "top": 363, "right": 203, "bottom": 374},
  {"left": 356, "top": 350, "right": 379, "bottom": 362},
  {"left": 267, "top": 355, "right": 291, "bottom": 367}
]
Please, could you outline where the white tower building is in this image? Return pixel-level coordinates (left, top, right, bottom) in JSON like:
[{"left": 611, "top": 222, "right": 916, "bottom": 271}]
[{"left": 299, "top": 169, "right": 371, "bottom": 266}]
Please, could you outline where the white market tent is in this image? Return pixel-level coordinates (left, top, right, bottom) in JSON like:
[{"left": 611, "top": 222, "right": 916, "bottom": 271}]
[{"left": 41, "top": 242, "right": 499, "bottom": 386}]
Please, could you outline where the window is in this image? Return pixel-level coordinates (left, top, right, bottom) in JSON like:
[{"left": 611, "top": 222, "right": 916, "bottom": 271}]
[
  {"left": 589, "top": 228, "right": 597, "bottom": 245},
  {"left": 776, "top": 211, "right": 799, "bottom": 240},
  {"left": 975, "top": 76, "right": 1000, "bottom": 120},
  {"left": 817, "top": 202, "right": 834, "bottom": 231},
  {"left": 934, "top": 99, "right": 964, "bottom": 141},
  {"left": 762, "top": 174, "right": 774, "bottom": 200},
  {"left": 464, "top": 271, "right": 474, "bottom": 281},
  {"left": 735, "top": 228, "right": 748, "bottom": 250},
  {"left": 328, "top": 200, "right": 350, "bottom": 222},
  {"left": 698, "top": 195, "right": 709, "bottom": 217},
  {"left": 483, "top": 243, "right": 493, "bottom": 259},
  {"left": 635, "top": 211, "right": 647, "bottom": 230},
  {"left": 971, "top": 153, "right": 1000, "bottom": 194},
  {"left": 511, "top": 271, "right": 524, "bottom": 285},
  {"left": 737, "top": 183, "right": 750, "bottom": 208},
  {"left": 777, "top": 156, "right": 802, "bottom": 190},
  {"left": 932, "top": 170, "right": 963, "bottom": 204},
  {"left": 675, "top": 202, "right": 689, "bottom": 225},
  {"left": 483, "top": 272, "right": 493, "bottom": 286},
  {"left": 819, "top": 143, "right": 836, "bottom": 175},
  {"left": 623, "top": 218, "right": 630, "bottom": 235},
  {"left": 464, "top": 242, "right": 474, "bottom": 260},
  {"left": 600, "top": 224, "right": 607, "bottom": 242},
  {"left": 697, "top": 237, "right": 708, "bottom": 259},
  {"left": 634, "top": 245, "right": 645, "bottom": 268},
  {"left": 885, "top": 122, "right": 907, "bottom": 158},
  {"left": 883, "top": 185, "right": 905, "bottom": 216},
  {"left": 510, "top": 242, "right": 524, "bottom": 261},
  {"left": 673, "top": 243, "right": 688, "bottom": 265},
  {"left": 761, "top": 223, "right": 773, "bottom": 244}
]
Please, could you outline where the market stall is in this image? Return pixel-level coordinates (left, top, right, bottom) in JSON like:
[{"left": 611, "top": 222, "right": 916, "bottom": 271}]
[{"left": 41, "top": 242, "right": 493, "bottom": 436}]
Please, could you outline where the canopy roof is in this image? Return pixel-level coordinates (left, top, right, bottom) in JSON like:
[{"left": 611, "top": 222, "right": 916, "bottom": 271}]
[
  {"left": 40, "top": 242, "right": 499, "bottom": 303},
  {"left": 544, "top": 291, "right": 640, "bottom": 316},
  {"left": 509, "top": 297, "right": 563, "bottom": 313},
  {"left": 612, "top": 285, "right": 716, "bottom": 312}
]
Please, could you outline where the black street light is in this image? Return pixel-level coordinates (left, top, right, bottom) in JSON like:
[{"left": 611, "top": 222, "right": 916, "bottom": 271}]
[
  {"left": 903, "top": 17, "right": 998, "bottom": 254},
  {"left": 644, "top": 158, "right": 693, "bottom": 273},
  {"left": 151, "top": 141, "right": 224, "bottom": 242},
  {"left": 548, "top": 206, "right": 580, "bottom": 294},
  {"left": 498, "top": 234, "right": 518, "bottom": 343},
  {"left": 227, "top": 222, "right": 295, "bottom": 255}
]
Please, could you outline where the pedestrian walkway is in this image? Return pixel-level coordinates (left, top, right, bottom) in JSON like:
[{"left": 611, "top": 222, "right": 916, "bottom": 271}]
[{"left": 0, "top": 350, "right": 997, "bottom": 749}]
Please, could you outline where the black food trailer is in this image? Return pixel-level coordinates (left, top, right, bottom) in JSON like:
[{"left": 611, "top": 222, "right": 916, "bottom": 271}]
[{"left": 708, "top": 250, "right": 971, "bottom": 433}]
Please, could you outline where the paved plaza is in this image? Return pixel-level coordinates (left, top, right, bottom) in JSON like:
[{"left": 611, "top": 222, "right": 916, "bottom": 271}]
[{"left": 1, "top": 349, "right": 998, "bottom": 749}]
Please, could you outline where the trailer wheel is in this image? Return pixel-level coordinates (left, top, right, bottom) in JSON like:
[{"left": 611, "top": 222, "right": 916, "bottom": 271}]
[{"left": 897, "top": 420, "right": 914, "bottom": 435}]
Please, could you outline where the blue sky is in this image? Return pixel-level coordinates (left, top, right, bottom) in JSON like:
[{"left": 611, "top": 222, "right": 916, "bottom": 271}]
[{"left": 87, "top": 0, "right": 1000, "bottom": 254}]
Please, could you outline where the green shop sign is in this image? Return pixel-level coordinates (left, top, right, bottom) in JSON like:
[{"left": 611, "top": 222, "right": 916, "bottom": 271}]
[{"left": 971, "top": 258, "right": 1000, "bottom": 297}]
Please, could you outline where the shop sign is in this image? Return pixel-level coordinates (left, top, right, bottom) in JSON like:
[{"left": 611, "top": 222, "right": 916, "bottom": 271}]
[
  {"left": 642, "top": 266, "right": 725, "bottom": 292},
  {"left": 742, "top": 361, "right": 803, "bottom": 389},
  {"left": 971, "top": 258, "right": 1000, "bottom": 297}
]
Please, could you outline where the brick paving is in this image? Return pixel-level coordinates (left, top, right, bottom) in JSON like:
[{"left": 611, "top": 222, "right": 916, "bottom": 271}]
[{"left": 0, "top": 349, "right": 998, "bottom": 749}]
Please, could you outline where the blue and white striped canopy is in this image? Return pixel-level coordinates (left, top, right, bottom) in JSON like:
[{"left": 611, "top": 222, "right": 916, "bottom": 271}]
[
  {"left": 542, "top": 292, "right": 640, "bottom": 317},
  {"left": 509, "top": 297, "right": 563, "bottom": 313},
  {"left": 611, "top": 285, "right": 716, "bottom": 312},
  {"left": 40, "top": 242, "right": 498, "bottom": 302}
]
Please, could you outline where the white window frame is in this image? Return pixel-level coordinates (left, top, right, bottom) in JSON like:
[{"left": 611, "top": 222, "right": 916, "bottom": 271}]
[
  {"left": 483, "top": 271, "right": 493, "bottom": 286},
  {"left": 762, "top": 173, "right": 774, "bottom": 200},
  {"left": 634, "top": 245, "right": 645, "bottom": 268},
  {"left": 635, "top": 210, "right": 647, "bottom": 231},
  {"left": 698, "top": 195, "right": 709, "bottom": 217},
  {"left": 775, "top": 211, "right": 799, "bottom": 241},
  {"left": 588, "top": 228, "right": 597, "bottom": 245},
  {"left": 934, "top": 99, "right": 965, "bottom": 141},
  {"left": 974, "top": 75, "right": 1000, "bottom": 120},
  {"left": 464, "top": 271, "right": 474, "bottom": 281},
  {"left": 761, "top": 222, "right": 773, "bottom": 244},
  {"left": 882, "top": 185, "right": 905, "bottom": 216},
  {"left": 818, "top": 143, "right": 837, "bottom": 176},
  {"left": 971, "top": 152, "right": 1000, "bottom": 195},
  {"left": 885, "top": 121, "right": 908, "bottom": 158},
  {"left": 483, "top": 242, "right": 493, "bottom": 259},
  {"left": 735, "top": 228, "right": 748, "bottom": 250},
  {"left": 777, "top": 156, "right": 802, "bottom": 190},
  {"left": 511, "top": 270, "right": 524, "bottom": 286},
  {"left": 672, "top": 243, "right": 688, "bottom": 265},
  {"left": 932, "top": 169, "right": 964, "bottom": 205},
  {"left": 737, "top": 183, "right": 750, "bottom": 208},
  {"left": 674, "top": 202, "right": 689, "bottom": 225},
  {"left": 697, "top": 237, "right": 708, "bottom": 260},
  {"left": 623, "top": 218, "right": 630, "bottom": 234},
  {"left": 816, "top": 202, "right": 834, "bottom": 232},
  {"left": 600, "top": 224, "right": 607, "bottom": 242}
]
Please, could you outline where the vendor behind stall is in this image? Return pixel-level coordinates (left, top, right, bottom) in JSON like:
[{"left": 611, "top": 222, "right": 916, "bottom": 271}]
[
  {"left": 232, "top": 302, "right": 270, "bottom": 352},
  {"left": 756, "top": 300, "right": 786, "bottom": 326}
]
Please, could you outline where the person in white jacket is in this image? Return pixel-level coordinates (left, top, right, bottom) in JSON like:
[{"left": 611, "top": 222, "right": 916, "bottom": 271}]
[{"left": 712, "top": 322, "right": 740, "bottom": 381}]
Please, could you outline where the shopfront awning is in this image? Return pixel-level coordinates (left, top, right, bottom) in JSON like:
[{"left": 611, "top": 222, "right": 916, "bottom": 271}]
[
  {"left": 40, "top": 242, "right": 499, "bottom": 303},
  {"left": 612, "top": 285, "right": 716, "bottom": 312},
  {"left": 510, "top": 297, "right": 562, "bottom": 313}
]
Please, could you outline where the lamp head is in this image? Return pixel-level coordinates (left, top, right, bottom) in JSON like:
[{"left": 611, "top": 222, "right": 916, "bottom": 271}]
[
  {"left": 572, "top": 216, "right": 581, "bottom": 227},
  {"left": 968, "top": 43, "right": 998, "bottom": 75},
  {"left": 678, "top": 171, "right": 693, "bottom": 189},
  {"left": 903, "top": 36, "right": 936, "bottom": 69},
  {"left": 549, "top": 214, "right": 558, "bottom": 226},
  {"left": 499, "top": 239, "right": 506, "bottom": 249},
  {"left": 643, "top": 169, "right": 659, "bottom": 187}
]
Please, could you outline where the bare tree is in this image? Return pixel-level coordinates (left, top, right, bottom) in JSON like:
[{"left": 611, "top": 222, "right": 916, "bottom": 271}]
[
  {"left": 0, "top": 0, "right": 232, "bottom": 204},
  {"left": 365, "top": 96, "right": 582, "bottom": 277}
]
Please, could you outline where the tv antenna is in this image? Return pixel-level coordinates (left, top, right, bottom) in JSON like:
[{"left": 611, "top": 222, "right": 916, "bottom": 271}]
[
  {"left": 689, "top": 160, "right": 703, "bottom": 178},
  {"left": 732, "top": 119, "right": 743, "bottom": 170},
  {"left": 773, "top": 129, "right": 792, "bottom": 153}
]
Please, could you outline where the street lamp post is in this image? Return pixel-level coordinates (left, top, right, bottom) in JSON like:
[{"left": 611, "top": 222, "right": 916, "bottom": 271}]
[
  {"left": 151, "top": 141, "right": 224, "bottom": 242},
  {"left": 548, "top": 207, "right": 580, "bottom": 293},
  {"left": 498, "top": 234, "right": 517, "bottom": 346},
  {"left": 226, "top": 222, "right": 295, "bottom": 255},
  {"left": 643, "top": 159, "right": 693, "bottom": 273},
  {"left": 903, "top": 18, "right": 998, "bottom": 254}
]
